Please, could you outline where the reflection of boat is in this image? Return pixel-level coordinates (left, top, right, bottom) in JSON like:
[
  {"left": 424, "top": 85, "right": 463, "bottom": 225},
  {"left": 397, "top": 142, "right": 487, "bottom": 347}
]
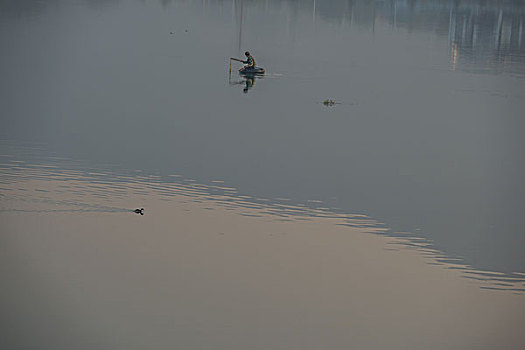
[
  {"left": 239, "top": 67, "right": 265, "bottom": 75},
  {"left": 229, "top": 74, "right": 257, "bottom": 94}
]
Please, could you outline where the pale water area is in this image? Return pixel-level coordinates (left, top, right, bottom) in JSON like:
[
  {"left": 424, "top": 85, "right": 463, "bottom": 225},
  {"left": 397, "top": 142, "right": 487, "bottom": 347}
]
[{"left": 1, "top": 0, "right": 525, "bottom": 349}]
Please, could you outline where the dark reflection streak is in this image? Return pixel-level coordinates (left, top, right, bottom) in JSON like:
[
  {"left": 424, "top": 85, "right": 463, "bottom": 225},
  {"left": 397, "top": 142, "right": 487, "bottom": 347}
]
[
  {"left": 0, "top": 194, "right": 129, "bottom": 213},
  {"left": 480, "top": 286, "right": 525, "bottom": 292},
  {"left": 0, "top": 0, "right": 55, "bottom": 19},
  {"left": 0, "top": 208, "right": 126, "bottom": 214}
]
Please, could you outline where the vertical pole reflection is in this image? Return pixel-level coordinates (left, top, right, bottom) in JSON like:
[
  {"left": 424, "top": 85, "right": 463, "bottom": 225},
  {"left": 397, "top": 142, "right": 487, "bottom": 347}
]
[
  {"left": 448, "top": 5, "right": 456, "bottom": 68},
  {"left": 238, "top": 0, "right": 243, "bottom": 55},
  {"left": 496, "top": 9, "right": 503, "bottom": 52},
  {"left": 372, "top": 1, "right": 376, "bottom": 35},
  {"left": 232, "top": 0, "right": 235, "bottom": 23},
  {"left": 394, "top": 0, "right": 397, "bottom": 30},
  {"left": 313, "top": 0, "right": 316, "bottom": 24},
  {"left": 519, "top": 18, "right": 523, "bottom": 49},
  {"left": 450, "top": 43, "right": 458, "bottom": 71}
]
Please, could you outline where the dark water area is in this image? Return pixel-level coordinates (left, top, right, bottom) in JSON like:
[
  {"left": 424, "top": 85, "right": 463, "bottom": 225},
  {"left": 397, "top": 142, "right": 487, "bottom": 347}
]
[{"left": 1, "top": 0, "right": 524, "bottom": 276}]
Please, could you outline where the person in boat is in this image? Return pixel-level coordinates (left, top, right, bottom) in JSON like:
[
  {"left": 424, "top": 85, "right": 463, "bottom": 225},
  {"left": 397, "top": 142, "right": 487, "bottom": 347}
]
[{"left": 239, "top": 51, "right": 256, "bottom": 72}]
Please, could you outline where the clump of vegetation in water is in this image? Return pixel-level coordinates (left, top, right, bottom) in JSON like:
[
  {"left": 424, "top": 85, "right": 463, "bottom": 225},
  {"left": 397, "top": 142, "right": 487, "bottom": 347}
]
[{"left": 323, "top": 99, "right": 337, "bottom": 106}]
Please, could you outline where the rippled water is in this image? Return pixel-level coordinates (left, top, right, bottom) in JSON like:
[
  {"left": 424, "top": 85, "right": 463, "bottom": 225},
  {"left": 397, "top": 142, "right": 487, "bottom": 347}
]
[
  {"left": 2, "top": 140, "right": 525, "bottom": 349},
  {"left": 2, "top": 140, "right": 525, "bottom": 290}
]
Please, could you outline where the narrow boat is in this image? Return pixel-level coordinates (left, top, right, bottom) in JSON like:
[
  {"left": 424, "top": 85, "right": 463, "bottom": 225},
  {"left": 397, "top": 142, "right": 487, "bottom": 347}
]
[{"left": 239, "top": 67, "right": 265, "bottom": 75}]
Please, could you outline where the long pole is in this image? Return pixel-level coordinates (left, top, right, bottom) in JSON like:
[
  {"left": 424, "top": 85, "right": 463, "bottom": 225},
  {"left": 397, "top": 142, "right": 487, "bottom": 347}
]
[{"left": 229, "top": 58, "right": 232, "bottom": 82}]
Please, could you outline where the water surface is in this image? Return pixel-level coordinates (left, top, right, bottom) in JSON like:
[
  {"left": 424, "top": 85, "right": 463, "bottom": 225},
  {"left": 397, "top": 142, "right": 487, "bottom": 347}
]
[
  {"left": 1, "top": 1, "right": 525, "bottom": 347},
  {"left": 1, "top": 147, "right": 525, "bottom": 349}
]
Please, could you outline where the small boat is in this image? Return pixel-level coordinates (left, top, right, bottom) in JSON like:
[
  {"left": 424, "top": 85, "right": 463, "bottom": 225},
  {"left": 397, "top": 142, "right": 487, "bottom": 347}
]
[{"left": 239, "top": 67, "right": 265, "bottom": 76}]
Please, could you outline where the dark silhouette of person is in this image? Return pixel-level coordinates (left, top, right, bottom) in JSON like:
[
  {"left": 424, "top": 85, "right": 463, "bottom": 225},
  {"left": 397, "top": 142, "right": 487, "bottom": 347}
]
[{"left": 239, "top": 51, "right": 256, "bottom": 73}]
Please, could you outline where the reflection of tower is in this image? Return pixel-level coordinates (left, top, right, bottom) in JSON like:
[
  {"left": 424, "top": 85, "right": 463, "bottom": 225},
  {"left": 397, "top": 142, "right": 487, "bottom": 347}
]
[
  {"left": 448, "top": 5, "right": 456, "bottom": 68},
  {"left": 238, "top": 0, "right": 243, "bottom": 54},
  {"left": 393, "top": 0, "right": 397, "bottom": 30},
  {"left": 341, "top": 0, "right": 353, "bottom": 29},
  {"left": 372, "top": 1, "right": 375, "bottom": 35},
  {"left": 313, "top": 0, "right": 316, "bottom": 23},
  {"left": 518, "top": 19, "right": 523, "bottom": 49},
  {"left": 496, "top": 9, "right": 503, "bottom": 52},
  {"left": 445, "top": 2, "right": 525, "bottom": 73},
  {"left": 232, "top": 0, "right": 244, "bottom": 56},
  {"left": 450, "top": 43, "right": 458, "bottom": 71}
]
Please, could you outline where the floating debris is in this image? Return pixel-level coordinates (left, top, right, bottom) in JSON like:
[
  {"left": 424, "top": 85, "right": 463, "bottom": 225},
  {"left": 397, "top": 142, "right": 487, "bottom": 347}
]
[{"left": 322, "top": 99, "right": 338, "bottom": 106}]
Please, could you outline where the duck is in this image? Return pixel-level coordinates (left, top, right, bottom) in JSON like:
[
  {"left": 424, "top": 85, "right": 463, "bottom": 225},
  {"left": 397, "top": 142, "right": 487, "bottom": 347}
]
[{"left": 134, "top": 208, "right": 144, "bottom": 215}]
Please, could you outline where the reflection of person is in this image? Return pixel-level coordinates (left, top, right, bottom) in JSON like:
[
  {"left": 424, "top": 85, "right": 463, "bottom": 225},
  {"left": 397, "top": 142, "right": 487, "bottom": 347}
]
[
  {"left": 243, "top": 76, "right": 255, "bottom": 94},
  {"left": 228, "top": 76, "right": 256, "bottom": 94}
]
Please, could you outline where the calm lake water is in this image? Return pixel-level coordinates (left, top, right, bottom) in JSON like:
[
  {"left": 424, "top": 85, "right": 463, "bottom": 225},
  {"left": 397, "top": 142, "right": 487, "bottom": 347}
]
[
  {"left": 1, "top": 0, "right": 525, "bottom": 348},
  {"left": 2, "top": 0, "right": 524, "bottom": 274}
]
